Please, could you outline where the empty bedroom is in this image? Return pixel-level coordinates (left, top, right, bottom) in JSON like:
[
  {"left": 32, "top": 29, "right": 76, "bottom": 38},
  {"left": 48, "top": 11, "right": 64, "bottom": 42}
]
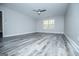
[{"left": 0, "top": 3, "right": 79, "bottom": 56}]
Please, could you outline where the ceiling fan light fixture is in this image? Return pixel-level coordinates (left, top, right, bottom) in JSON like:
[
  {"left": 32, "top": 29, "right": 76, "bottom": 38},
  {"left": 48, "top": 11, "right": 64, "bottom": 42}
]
[{"left": 38, "top": 12, "right": 41, "bottom": 15}]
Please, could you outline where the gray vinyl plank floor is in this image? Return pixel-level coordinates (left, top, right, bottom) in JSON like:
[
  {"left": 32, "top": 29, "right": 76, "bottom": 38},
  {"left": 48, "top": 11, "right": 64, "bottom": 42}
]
[{"left": 0, "top": 33, "right": 73, "bottom": 56}]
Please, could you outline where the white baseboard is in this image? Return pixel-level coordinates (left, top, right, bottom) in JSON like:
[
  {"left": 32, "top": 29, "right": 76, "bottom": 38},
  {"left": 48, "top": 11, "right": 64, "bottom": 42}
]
[
  {"left": 64, "top": 33, "right": 79, "bottom": 55},
  {"left": 3, "top": 32, "right": 35, "bottom": 37},
  {"left": 3, "top": 32, "right": 64, "bottom": 37},
  {"left": 36, "top": 31, "right": 64, "bottom": 34}
]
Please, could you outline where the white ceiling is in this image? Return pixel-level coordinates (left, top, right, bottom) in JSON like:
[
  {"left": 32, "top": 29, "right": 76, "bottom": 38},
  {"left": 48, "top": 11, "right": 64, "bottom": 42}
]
[{"left": 2, "top": 3, "right": 69, "bottom": 19}]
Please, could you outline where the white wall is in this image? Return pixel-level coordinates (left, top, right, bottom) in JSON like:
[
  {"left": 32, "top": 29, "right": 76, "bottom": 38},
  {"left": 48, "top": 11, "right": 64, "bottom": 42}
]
[
  {"left": 64, "top": 4, "right": 79, "bottom": 43},
  {"left": 64, "top": 4, "right": 79, "bottom": 55},
  {"left": 36, "top": 16, "right": 64, "bottom": 34},
  {"left": 0, "top": 5, "right": 36, "bottom": 37}
]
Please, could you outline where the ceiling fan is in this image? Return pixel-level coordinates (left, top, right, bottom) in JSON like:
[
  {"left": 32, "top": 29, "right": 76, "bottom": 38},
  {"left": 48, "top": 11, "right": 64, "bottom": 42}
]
[{"left": 33, "top": 9, "right": 46, "bottom": 15}]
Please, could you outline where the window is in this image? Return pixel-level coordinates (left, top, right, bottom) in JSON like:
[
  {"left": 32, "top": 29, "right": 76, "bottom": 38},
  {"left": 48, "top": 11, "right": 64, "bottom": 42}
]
[{"left": 43, "top": 19, "right": 55, "bottom": 29}]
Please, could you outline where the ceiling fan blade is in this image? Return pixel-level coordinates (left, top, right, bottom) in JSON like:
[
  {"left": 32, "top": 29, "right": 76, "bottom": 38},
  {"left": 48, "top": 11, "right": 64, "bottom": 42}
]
[
  {"left": 33, "top": 9, "right": 46, "bottom": 12},
  {"left": 40, "top": 10, "right": 46, "bottom": 12}
]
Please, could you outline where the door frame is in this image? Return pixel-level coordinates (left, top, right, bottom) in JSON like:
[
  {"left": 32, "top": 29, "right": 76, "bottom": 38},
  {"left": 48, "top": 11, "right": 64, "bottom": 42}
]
[{"left": 0, "top": 11, "right": 3, "bottom": 38}]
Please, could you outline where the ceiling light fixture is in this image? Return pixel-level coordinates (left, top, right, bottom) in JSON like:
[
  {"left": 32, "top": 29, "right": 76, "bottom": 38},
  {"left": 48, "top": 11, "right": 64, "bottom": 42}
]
[{"left": 33, "top": 9, "right": 46, "bottom": 15}]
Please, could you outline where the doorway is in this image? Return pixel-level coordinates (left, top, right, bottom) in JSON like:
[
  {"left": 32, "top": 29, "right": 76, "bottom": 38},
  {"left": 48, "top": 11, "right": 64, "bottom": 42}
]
[{"left": 0, "top": 11, "right": 3, "bottom": 38}]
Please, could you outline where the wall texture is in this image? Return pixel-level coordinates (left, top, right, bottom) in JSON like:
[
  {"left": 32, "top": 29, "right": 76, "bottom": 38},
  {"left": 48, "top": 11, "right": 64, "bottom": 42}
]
[
  {"left": 36, "top": 16, "right": 64, "bottom": 34},
  {"left": 64, "top": 4, "right": 79, "bottom": 55},
  {"left": 0, "top": 5, "right": 36, "bottom": 37}
]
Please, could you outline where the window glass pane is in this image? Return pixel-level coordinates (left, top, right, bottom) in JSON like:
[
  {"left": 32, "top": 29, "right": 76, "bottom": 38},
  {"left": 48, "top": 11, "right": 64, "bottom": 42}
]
[
  {"left": 43, "top": 20, "right": 49, "bottom": 29},
  {"left": 49, "top": 20, "right": 55, "bottom": 24},
  {"left": 48, "top": 19, "right": 55, "bottom": 29},
  {"left": 43, "top": 20, "right": 48, "bottom": 24}
]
